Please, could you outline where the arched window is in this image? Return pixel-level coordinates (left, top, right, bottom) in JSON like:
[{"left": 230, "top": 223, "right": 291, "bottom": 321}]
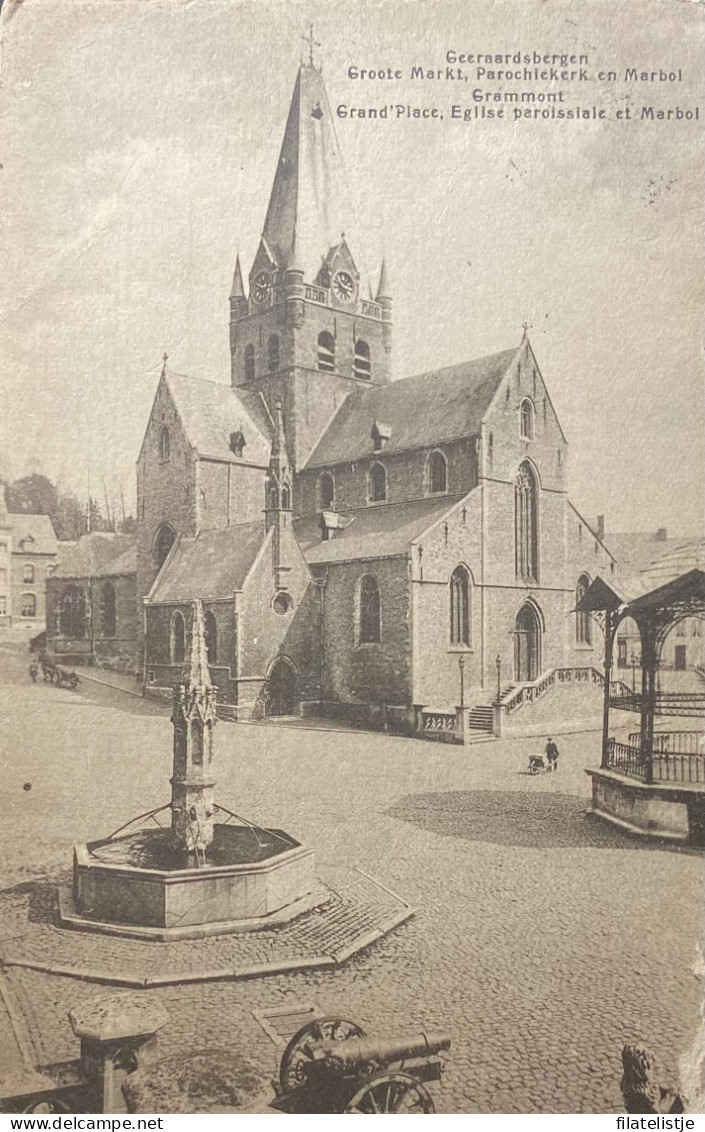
[
  {"left": 21, "top": 593, "right": 36, "bottom": 618},
  {"left": 267, "top": 334, "right": 280, "bottom": 373},
  {"left": 170, "top": 611, "right": 186, "bottom": 665},
  {"left": 101, "top": 581, "right": 117, "bottom": 638},
  {"left": 520, "top": 398, "right": 534, "bottom": 440},
  {"left": 317, "top": 331, "right": 335, "bottom": 373},
  {"left": 318, "top": 472, "right": 335, "bottom": 510},
  {"left": 159, "top": 426, "right": 171, "bottom": 462},
  {"left": 23, "top": 563, "right": 35, "bottom": 583},
  {"left": 281, "top": 484, "right": 291, "bottom": 510},
  {"left": 358, "top": 575, "right": 381, "bottom": 644},
  {"left": 60, "top": 585, "right": 86, "bottom": 638},
  {"left": 428, "top": 450, "right": 447, "bottom": 494},
  {"left": 368, "top": 462, "right": 387, "bottom": 503},
  {"left": 204, "top": 610, "right": 217, "bottom": 665},
  {"left": 153, "top": 523, "right": 176, "bottom": 572},
  {"left": 353, "top": 339, "right": 371, "bottom": 379},
  {"left": 244, "top": 344, "right": 255, "bottom": 381},
  {"left": 450, "top": 566, "right": 471, "bottom": 646},
  {"left": 515, "top": 461, "right": 539, "bottom": 580},
  {"left": 575, "top": 574, "right": 592, "bottom": 646}
]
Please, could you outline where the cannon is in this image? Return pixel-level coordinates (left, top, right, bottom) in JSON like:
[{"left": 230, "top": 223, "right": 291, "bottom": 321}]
[{"left": 271, "top": 1016, "right": 451, "bottom": 1114}]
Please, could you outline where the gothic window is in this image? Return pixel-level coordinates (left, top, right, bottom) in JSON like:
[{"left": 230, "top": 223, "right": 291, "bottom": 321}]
[
  {"left": 101, "top": 581, "right": 117, "bottom": 638},
  {"left": 354, "top": 339, "right": 371, "bottom": 379},
  {"left": 21, "top": 593, "right": 36, "bottom": 618},
  {"left": 520, "top": 398, "right": 535, "bottom": 440},
  {"left": 153, "top": 523, "right": 176, "bottom": 572},
  {"left": 159, "top": 426, "right": 170, "bottom": 462},
  {"left": 0, "top": 597, "right": 6, "bottom": 615},
  {"left": 617, "top": 639, "right": 627, "bottom": 668},
  {"left": 267, "top": 334, "right": 280, "bottom": 373},
  {"left": 515, "top": 461, "right": 539, "bottom": 581},
  {"left": 358, "top": 575, "right": 381, "bottom": 644},
  {"left": 281, "top": 484, "right": 291, "bottom": 510},
  {"left": 450, "top": 566, "right": 471, "bottom": 646},
  {"left": 368, "top": 461, "right": 387, "bottom": 503},
  {"left": 204, "top": 610, "right": 217, "bottom": 665},
  {"left": 244, "top": 344, "right": 255, "bottom": 381},
  {"left": 428, "top": 450, "right": 448, "bottom": 494},
  {"left": 317, "top": 331, "right": 335, "bottom": 373},
  {"left": 170, "top": 611, "right": 186, "bottom": 665},
  {"left": 60, "top": 585, "right": 86, "bottom": 638},
  {"left": 23, "top": 563, "right": 34, "bottom": 583},
  {"left": 575, "top": 574, "right": 592, "bottom": 646},
  {"left": 317, "top": 472, "right": 335, "bottom": 510}
]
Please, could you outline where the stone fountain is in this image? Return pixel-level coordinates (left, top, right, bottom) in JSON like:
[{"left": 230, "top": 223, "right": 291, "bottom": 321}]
[{"left": 60, "top": 601, "right": 316, "bottom": 940}]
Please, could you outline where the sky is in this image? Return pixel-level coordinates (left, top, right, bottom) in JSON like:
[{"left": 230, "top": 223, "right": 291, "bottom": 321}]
[{"left": 0, "top": 0, "right": 703, "bottom": 536}]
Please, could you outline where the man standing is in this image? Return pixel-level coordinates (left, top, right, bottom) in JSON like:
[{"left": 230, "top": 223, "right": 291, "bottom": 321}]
[{"left": 545, "top": 737, "right": 559, "bottom": 772}]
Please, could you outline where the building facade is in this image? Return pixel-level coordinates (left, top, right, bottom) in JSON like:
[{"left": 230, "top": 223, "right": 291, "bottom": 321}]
[
  {"left": 136, "top": 60, "right": 616, "bottom": 733},
  {"left": 0, "top": 484, "right": 58, "bottom": 629},
  {"left": 46, "top": 533, "right": 137, "bottom": 672}
]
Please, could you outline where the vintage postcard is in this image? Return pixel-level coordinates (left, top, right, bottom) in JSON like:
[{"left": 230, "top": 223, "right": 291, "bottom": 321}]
[{"left": 0, "top": 0, "right": 703, "bottom": 1119}]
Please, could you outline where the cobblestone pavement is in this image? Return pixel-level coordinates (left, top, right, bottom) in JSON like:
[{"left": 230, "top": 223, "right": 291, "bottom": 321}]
[{"left": 1, "top": 641, "right": 703, "bottom": 1113}]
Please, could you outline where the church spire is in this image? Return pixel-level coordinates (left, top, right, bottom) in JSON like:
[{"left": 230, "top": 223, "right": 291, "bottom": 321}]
[
  {"left": 259, "top": 64, "right": 358, "bottom": 283},
  {"left": 230, "top": 254, "right": 245, "bottom": 300},
  {"left": 376, "top": 258, "right": 391, "bottom": 302}
]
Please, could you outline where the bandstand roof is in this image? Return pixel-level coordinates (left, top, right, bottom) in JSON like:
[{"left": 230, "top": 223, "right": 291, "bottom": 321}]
[{"left": 577, "top": 566, "right": 705, "bottom": 617}]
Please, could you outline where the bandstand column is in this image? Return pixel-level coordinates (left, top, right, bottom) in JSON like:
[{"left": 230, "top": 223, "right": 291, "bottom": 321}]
[
  {"left": 638, "top": 619, "right": 657, "bottom": 786},
  {"left": 601, "top": 610, "right": 616, "bottom": 768}
]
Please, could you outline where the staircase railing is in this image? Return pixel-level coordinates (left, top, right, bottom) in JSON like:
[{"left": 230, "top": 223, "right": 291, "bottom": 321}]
[{"left": 499, "top": 666, "right": 605, "bottom": 717}]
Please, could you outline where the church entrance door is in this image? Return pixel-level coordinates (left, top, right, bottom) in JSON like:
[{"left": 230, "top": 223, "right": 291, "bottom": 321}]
[
  {"left": 268, "top": 659, "right": 298, "bottom": 716},
  {"left": 514, "top": 603, "right": 542, "bottom": 683}
]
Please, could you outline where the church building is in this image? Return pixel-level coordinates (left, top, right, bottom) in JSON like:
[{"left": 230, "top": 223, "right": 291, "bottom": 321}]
[{"left": 136, "top": 59, "right": 614, "bottom": 737}]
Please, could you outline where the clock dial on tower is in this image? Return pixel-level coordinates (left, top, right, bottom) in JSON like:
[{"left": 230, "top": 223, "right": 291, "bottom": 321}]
[
  {"left": 332, "top": 271, "right": 356, "bottom": 302},
  {"left": 253, "top": 271, "right": 272, "bottom": 304}
]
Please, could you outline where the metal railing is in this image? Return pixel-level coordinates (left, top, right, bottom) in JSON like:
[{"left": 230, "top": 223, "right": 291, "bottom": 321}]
[
  {"left": 609, "top": 690, "right": 705, "bottom": 717},
  {"left": 606, "top": 736, "right": 704, "bottom": 784},
  {"left": 628, "top": 731, "right": 704, "bottom": 755}
]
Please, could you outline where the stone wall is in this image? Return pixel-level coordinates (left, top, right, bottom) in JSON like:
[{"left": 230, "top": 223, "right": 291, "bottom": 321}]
[
  {"left": 316, "top": 555, "right": 411, "bottom": 706},
  {"left": 295, "top": 437, "right": 478, "bottom": 516}
]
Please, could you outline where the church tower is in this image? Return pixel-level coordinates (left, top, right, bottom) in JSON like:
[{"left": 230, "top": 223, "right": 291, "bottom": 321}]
[{"left": 229, "top": 57, "right": 392, "bottom": 470}]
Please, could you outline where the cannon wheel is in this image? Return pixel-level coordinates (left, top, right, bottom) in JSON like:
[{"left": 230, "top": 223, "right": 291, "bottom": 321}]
[
  {"left": 22, "top": 1098, "right": 72, "bottom": 1114},
  {"left": 345, "top": 1072, "right": 435, "bottom": 1114},
  {"left": 279, "top": 1016, "right": 365, "bottom": 1093}
]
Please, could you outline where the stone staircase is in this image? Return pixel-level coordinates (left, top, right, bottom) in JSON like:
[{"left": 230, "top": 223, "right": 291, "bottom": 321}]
[{"left": 466, "top": 686, "right": 515, "bottom": 736}]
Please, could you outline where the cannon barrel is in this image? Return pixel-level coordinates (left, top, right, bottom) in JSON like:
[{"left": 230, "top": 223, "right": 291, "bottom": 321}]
[{"left": 311, "top": 1031, "right": 450, "bottom": 1071}]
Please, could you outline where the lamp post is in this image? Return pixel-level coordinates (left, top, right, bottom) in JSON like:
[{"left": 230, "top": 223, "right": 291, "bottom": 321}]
[
  {"left": 458, "top": 654, "right": 465, "bottom": 710},
  {"left": 495, "top": 654, "right": 502, "bottom": 704},
  {"left": 630, "top": 650, "right": 640, "bottom": 694}
]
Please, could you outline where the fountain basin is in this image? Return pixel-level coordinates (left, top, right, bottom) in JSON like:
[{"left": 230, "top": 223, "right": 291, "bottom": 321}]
[{"left": 63, "top": 824, "right": 317, "bottom": 940}]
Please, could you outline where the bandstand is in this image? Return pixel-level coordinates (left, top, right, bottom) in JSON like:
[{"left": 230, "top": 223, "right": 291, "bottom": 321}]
[{"left": 578, "top": 559, "right": 705, "bottom": 845}]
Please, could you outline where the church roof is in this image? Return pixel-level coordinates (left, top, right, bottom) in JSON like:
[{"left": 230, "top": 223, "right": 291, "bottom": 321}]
[
  {"left": 296, "top": 494, "right": 464, "bottom": 565},
  {"left": 262, "top": 64, "right": 366, "bottom": 285},
  {"left": 148, "top": 522, "right": 266, "bottom": 603},
  {"left": 54, "top": 533, "right": 134, "bottom": 578},
  {"left": 165, "top": 372, "right": 271, "bottom": 465},
  {"left": 10, "top": 512, "right": 58, "bottom": 555},
  {"left": 305, "top": 347, "right": 518, "bottom": 468}
]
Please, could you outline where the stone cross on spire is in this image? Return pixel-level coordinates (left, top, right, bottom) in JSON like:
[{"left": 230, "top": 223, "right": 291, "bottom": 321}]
[
  {"left": 170, "top": 600, "right": 218, "bottom": 864},
  {"left": 303, "top": 22, "right": 320, "bottom": 69}
]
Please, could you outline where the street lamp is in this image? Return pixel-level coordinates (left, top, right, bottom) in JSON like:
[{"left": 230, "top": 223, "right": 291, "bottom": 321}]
[
  {"left": 495, "top": 654, "right": 502, "bottom": 703},
  {"left": 458, "top": 655, "right": 466, "bottom": 709}
]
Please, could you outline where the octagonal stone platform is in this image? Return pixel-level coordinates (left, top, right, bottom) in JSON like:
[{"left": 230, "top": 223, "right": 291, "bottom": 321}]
[{"left": 63, "top": 824, "right": 317, "bottom": 940}]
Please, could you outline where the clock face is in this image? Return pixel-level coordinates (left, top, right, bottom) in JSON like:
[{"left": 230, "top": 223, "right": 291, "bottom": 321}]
[
  {"left": 332, "top": 271, "right": 356, "bottom": 302},
  {"left": 253, "top": 271, "right": 272, "bottom": 304}
]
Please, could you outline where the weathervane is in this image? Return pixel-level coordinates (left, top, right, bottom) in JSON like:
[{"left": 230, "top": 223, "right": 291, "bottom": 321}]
[{"left": 303, "top": 22, "right": 320, "bottom": 69}]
